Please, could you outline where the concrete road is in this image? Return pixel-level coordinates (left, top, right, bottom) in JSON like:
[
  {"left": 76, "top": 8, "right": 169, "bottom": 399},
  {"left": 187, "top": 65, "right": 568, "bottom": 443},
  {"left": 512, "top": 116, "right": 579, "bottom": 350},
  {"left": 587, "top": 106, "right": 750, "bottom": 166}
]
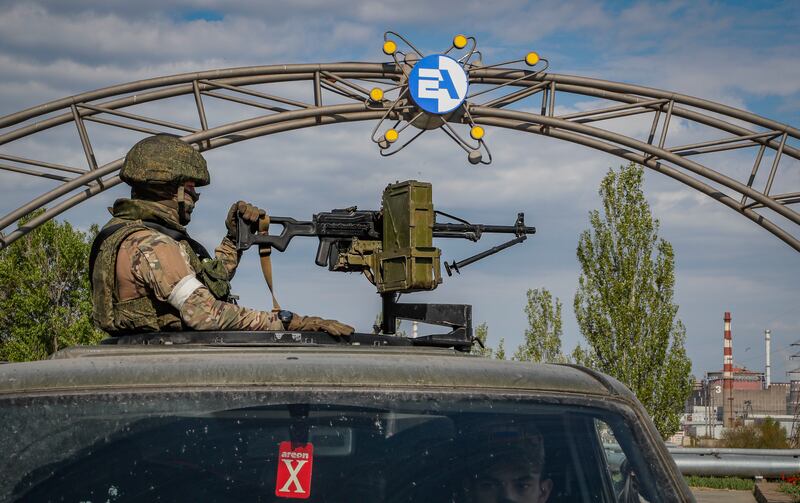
[{"left": 691, "top": 487, "right": 756, "bottom": 502}]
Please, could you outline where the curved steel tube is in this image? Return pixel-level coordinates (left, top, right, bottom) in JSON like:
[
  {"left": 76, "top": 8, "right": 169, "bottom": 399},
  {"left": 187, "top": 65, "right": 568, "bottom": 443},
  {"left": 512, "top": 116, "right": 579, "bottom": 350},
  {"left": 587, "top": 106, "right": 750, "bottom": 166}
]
[
  {"left": 476, "top": 117, "right": 800, "bottom": 252},
  {"left": 0, "top": 62, "right": 797, "bottom": 253},
  {"left": 0, "top": 102, "right": 379, "bottom": 231},
  {"left": 0, "top": 109, "right": 386, "bottom": 248},
  {"left": 471, "top": 107, "right": 800, "bottom": 227},
  {"left": 0, "top": 63, "right": 400, "bottom": 129}
]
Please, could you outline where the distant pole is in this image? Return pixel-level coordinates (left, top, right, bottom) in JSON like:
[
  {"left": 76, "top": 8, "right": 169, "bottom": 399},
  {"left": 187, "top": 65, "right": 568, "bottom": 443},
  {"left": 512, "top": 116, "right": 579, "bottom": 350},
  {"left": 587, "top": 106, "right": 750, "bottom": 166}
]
[
  {"left": 705, "top": 380, "right": 711, "bottom": 438},
  {"left": 766, "top": 329, "right": 772, "bottom": 388},
  {"left": 724, "top": 312, "right": 734, "bottom": 428}
]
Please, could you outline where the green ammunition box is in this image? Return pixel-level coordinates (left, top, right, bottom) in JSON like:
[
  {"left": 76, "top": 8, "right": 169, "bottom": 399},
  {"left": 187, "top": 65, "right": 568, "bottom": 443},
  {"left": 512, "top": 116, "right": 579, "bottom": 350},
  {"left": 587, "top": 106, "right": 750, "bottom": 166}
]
[{"left": 379, "top": 180, "right": 442, "bottom": 293}]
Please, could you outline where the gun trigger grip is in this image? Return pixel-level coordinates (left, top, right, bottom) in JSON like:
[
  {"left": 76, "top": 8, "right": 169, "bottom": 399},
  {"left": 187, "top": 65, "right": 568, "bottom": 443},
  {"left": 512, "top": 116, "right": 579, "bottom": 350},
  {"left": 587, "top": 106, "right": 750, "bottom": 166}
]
[
  {"left": 236, "top": 213, "right": 252, "bottom": 251},
  {"left": 315, "top": 239, "right": 333, "bottom": 267}
]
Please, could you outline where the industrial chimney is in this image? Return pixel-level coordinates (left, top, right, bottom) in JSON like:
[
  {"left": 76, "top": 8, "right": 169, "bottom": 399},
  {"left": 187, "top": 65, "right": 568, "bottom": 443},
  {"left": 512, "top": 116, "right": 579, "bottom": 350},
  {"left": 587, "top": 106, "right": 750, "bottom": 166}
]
[
  {"left": 766, "top": 329, "right": 771, "bottom": 389},
  {"left": 724, "top": 312, "right": 734, "bottom": 427}
]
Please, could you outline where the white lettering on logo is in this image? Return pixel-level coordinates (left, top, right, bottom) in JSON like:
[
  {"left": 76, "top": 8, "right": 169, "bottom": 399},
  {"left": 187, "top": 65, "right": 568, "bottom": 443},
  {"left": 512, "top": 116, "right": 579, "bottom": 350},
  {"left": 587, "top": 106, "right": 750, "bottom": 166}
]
[
  {"left": 410, "top": 56, "right": 468, "bottom": 114},
  {"left": 417, "top": 68, "right": 444, "bottom": 100},
  {"left": 279, "top": 459, "right": 308, "bottom": 494}
]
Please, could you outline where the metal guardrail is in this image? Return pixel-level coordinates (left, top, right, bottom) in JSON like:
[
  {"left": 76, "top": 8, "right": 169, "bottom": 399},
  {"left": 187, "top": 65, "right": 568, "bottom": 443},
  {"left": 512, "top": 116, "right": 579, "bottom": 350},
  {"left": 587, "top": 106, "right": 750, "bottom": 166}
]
[
  {"left": 670, "top": 447, "right": 800, "bottom": 477},
  {"left": 671, "top": 452, "right": 800, "bottom": 477},
  {"left": 668, "top": 447, "right": 800, "bottom": 457},
  {"left": 606, "top": 445, "right": 800, "bottom": 477}
]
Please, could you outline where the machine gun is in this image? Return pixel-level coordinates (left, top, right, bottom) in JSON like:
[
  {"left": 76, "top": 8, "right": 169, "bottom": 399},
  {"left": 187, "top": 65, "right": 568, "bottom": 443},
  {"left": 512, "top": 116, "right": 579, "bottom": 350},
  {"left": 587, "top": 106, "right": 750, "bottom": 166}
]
[{"left": 235, "top": 180, "right": 535, "bottom": 348}]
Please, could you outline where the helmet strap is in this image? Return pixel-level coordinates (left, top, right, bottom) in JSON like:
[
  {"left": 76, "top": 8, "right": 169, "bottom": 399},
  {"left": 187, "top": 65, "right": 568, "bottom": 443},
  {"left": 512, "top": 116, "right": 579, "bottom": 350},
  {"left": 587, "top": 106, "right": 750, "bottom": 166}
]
[{"left": 176, "top": 185, "right": 195, "bottom": 225}]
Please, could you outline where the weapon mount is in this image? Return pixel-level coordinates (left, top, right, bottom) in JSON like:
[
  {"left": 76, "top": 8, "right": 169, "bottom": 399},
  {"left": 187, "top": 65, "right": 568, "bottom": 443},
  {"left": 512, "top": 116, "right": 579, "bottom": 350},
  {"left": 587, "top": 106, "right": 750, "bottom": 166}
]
[{"left": 235, "top": 180, "right": 535, "bottom": 348}]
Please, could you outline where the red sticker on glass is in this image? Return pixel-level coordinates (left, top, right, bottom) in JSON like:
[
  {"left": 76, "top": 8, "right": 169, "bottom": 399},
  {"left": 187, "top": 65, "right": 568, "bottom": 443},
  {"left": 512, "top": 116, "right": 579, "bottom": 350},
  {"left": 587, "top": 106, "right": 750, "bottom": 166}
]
[{"left": 275, "top": 441, "right": 314, "bottom": 499}]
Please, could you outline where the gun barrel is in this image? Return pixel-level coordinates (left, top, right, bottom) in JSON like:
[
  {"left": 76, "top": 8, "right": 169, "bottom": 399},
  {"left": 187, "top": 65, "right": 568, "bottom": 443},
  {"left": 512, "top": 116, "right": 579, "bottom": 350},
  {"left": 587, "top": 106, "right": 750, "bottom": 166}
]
[{"left": 433, "top": 223, "right": 536, "bottom": 237}]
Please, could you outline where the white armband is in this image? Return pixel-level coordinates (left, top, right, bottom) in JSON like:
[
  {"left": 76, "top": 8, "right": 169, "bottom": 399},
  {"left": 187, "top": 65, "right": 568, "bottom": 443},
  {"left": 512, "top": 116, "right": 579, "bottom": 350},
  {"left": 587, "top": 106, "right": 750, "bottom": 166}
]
[{"left": 167, "top": 274, "right": 203, "bottom": 310}]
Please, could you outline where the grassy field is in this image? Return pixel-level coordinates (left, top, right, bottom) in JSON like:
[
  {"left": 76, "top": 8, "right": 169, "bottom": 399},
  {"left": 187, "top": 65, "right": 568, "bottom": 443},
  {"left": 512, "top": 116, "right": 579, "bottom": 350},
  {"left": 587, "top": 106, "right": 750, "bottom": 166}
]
[{"left": 684, "top": 476, "right": 755, "bottom": 490}]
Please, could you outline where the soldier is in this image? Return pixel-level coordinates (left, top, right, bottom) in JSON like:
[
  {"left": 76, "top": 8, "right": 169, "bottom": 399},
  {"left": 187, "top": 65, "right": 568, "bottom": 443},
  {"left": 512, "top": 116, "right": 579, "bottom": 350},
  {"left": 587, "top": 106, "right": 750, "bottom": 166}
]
[{"left": 90, "top": 134, "right": 354, "bottom": 336}]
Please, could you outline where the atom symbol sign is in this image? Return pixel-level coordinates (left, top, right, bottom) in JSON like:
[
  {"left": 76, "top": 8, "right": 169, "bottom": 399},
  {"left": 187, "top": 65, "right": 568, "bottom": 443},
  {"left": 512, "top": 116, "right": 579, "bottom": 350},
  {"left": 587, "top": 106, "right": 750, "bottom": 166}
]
[{"left": 368, "top": 32, "right": 549, "bottom": 165}]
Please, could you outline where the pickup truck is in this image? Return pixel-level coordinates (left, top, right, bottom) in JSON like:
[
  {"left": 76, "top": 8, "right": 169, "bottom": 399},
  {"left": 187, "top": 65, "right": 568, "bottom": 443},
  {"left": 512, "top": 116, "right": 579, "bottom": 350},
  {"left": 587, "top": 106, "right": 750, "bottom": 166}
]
[{"left": 0, "top": 332, "right": 693, "bottom": 502}]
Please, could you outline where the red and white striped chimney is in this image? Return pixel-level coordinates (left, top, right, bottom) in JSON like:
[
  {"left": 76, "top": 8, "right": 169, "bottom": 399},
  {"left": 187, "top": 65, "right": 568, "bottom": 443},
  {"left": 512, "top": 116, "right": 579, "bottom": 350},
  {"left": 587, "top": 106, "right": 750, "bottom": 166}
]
[{"left": 724, "top": 312, "right": 734, "bottom": 427}]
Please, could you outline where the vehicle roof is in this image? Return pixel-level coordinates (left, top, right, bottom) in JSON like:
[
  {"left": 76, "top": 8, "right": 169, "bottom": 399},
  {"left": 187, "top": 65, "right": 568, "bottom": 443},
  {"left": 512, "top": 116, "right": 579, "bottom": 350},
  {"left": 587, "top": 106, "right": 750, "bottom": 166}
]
[{"left": 0, "top": 344, "right": 634, "bottom": 400}]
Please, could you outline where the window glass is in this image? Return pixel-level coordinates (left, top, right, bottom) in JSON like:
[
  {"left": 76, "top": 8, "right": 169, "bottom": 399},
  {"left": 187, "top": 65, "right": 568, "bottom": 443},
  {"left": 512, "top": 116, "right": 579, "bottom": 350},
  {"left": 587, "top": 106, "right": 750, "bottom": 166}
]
[
  {"left": 1, "top": 391, "right": 666, "bottom": 502},
  {"left": 597, "top": 419, "right": 652, "bottom": 503}
]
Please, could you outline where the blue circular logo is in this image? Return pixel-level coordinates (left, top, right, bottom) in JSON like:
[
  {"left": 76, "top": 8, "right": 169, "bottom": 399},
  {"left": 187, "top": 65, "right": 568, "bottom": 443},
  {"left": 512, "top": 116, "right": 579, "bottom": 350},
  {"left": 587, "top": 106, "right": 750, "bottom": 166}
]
[{"left": 408, "top": 55, "right": 469, "bottom": 115}]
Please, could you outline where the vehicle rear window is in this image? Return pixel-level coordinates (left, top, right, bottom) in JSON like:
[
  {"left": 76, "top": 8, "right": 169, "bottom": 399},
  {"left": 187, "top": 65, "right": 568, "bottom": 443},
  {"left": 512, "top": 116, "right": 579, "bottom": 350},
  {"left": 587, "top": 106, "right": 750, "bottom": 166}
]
[{"left": 1, "top": 390, "right": 664, "bottom": 502}]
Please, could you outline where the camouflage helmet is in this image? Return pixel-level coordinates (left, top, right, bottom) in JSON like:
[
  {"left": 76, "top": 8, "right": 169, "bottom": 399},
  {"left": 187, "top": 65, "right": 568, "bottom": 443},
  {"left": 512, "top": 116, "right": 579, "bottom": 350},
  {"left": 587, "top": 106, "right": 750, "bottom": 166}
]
[{"left": 120, "top": 134, "right": 210, "bottom": 187}]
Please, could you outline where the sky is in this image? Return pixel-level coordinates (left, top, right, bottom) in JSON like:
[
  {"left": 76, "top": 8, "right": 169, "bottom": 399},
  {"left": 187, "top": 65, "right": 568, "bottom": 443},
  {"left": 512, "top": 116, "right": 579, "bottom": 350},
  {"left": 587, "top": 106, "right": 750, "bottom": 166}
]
[{"left": 0, "top": 0, "right": 798, "bottom": 379}]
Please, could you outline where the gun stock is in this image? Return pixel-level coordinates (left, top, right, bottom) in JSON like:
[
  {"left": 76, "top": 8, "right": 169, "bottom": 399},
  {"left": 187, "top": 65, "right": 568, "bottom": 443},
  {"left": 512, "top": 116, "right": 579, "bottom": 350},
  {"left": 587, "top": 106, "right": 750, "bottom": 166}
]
[{"left": 236, "top": 216, "right": 316, "bottom": 252}]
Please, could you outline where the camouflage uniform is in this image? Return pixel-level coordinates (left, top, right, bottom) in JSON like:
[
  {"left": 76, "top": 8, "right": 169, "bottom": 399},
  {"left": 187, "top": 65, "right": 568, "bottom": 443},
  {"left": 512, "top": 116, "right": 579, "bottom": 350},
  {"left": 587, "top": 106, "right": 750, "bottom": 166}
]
[
  {"left": 91, "top": 199, "right": 282, "bottom": 334},
  {"left": 91, "top": 134, "right": 353, "bottom": 337}
]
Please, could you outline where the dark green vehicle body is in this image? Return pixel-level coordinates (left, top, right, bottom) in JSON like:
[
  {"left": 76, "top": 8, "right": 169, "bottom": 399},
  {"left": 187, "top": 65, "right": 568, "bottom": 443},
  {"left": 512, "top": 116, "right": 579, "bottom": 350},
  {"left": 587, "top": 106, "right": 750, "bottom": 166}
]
[{"left": 0, "top": 338, "right": 694, "bottom": 502}]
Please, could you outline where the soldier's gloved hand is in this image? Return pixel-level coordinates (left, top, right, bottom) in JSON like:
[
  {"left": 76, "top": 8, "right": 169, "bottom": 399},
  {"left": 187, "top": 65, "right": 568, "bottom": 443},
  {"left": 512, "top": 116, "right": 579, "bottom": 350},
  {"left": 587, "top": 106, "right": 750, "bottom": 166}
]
[
  {"left": 225, "top": 201, "right": 266, "bottom": 241},
  {"left": 287, "top": 314, "right": 355, "bottom": 337}
]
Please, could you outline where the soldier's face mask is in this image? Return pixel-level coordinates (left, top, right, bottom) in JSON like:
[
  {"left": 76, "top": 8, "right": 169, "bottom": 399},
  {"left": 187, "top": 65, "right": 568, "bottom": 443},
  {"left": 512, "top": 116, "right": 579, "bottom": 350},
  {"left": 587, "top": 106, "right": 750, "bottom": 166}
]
[
  {"left": 130, "top": 182, "right": 199, "bottom": 226},
  {"left": 176, "top": 182, "right": 199, "bottom": 225}
]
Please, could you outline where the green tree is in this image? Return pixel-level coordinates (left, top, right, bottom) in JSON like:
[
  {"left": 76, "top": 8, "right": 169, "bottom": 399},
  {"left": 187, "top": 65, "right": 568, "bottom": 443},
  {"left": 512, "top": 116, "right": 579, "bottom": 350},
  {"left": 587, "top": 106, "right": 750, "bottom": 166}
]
[
  {"left": 514, "top": 288, "right": 565, "bottom": 363},
  {"left": 470, "top": 323, "right": 508, "bottom": 360},
  {"left": 0, "top": 212, "right": 103, "bottom": 361},
  {"left": 572, "top": 163, "right": 692, "bottom": 438},
  {"left": 758, "top": 418, "right": 789, "bottom": 449},
  {"left": 722, "top": 418, "right": 788, "bottom": 449},
  {"left": 470, "top": 322, "right": 494, "bottom": 357},
  {"left": 495, "top": 338, "right": 507, "bottom": 360}
]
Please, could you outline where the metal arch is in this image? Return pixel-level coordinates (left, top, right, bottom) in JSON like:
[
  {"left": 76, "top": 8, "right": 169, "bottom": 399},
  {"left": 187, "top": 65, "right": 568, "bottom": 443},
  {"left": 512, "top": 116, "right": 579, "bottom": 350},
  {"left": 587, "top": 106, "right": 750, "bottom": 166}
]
[{"left": 0, "top": 62, "right": 798, "bottom": 252}]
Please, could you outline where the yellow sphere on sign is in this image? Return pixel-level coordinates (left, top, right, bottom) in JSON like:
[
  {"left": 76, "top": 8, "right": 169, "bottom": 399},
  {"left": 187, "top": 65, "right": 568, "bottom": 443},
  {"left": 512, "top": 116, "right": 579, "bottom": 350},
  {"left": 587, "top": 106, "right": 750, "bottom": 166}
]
[
  {"left": 370, "top": 88, "right": 384, "bottom": 102},
  {"left": 525, "top": 52, "right": 540, "bottom": 66},
  {"left": 470, "top": 126, "right": 485, "bottom": 140},
  {"left": 383, "top": 40, "right": 398, "bottom": 55},
  {"left": 385, "top": 129, "right": 399, "bottom": 143},
  {"left": 453, "top": 34, "right": 468, "bottom": 49}
]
